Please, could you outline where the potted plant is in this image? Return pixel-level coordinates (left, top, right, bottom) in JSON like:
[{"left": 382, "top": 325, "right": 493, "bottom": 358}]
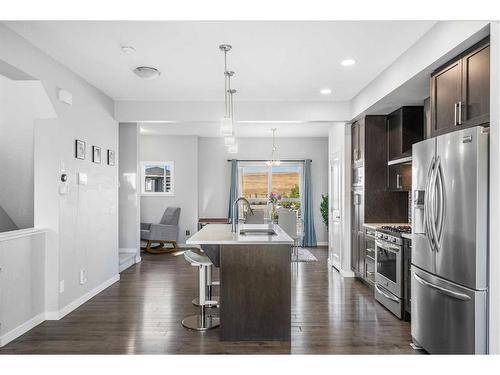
[
  {"left": 320, "top": 194, "right": 328, "bottom": 229},
  {"left": 268, "top": 192, "right": 282, "bottom": 223}
]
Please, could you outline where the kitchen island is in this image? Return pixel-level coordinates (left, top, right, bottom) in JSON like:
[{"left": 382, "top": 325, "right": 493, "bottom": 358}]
[{"left": 186, "top": 223, "right": 293, "bottom": 341}]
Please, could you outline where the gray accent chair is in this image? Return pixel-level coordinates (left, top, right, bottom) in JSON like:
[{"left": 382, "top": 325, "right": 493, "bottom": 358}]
[{"left": 141, "top": 207, "right": 180, "bottom": 254}]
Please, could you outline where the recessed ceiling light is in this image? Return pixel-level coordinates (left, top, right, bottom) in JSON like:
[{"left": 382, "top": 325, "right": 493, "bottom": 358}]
[
  {"left": 133, "top": 66, "right": 161, "bottom": 80},
  {"left": 341, "top": 59, "right": 356, "bottom": 67},
  {"left": 121, "top": 46, "right": 136, "bottom": 54},
  {"left": 320, "top": 88, "right": 332, "bottom": 95}
]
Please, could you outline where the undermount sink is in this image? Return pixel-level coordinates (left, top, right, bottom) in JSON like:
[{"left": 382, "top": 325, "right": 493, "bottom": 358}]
[{"left": 239, "top": 228, "right": 277, "bottom": 236}]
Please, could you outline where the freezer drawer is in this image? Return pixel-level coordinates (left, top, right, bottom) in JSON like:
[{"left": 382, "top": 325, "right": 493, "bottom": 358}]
[{"left": 411, "top": 266, "right": 487, "bottom": 354}]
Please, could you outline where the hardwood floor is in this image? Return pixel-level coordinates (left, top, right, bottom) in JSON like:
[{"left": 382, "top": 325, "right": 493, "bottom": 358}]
[{"left": 0, "top": 247, "right": 415, "bottom": 354}]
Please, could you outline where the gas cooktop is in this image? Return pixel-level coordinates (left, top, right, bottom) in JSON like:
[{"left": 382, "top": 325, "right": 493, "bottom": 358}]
[{"left": 377, "top": 225, "right": 411, "bottom": 236}]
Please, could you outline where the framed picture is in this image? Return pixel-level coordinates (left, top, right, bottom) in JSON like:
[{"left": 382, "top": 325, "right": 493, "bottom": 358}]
[
  {"left": 141, "top": 161, "right": 174, "bottom": 196},
  {"left": 92, "top": 146, "right": 101, "bottom": 163},
  {"left": 75, "top": 139, "right": 86, "bottom": 160},
  {"left": 107, "top": 149, "right": 115, "bottom": 166}
]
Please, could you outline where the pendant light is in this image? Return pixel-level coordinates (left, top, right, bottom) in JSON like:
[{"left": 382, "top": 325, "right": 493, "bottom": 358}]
[
  {"left": 219, "top": 44, "right": 234, "bottom": 137},
  {"left": 266, "top": 128, "right": 282, "bottom": 166}
]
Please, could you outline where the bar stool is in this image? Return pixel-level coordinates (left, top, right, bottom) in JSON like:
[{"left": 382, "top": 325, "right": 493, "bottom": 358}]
[
  {"left": 181, "top": 250, "right": 220, "bottom": 331},
  {"left": 192, "top": 263, "right": 219, "bottom": 307}
]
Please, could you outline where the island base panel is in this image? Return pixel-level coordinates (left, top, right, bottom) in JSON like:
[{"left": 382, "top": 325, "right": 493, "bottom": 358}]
[{"left": 220, "top": 244, "right": 291, "bottom": 341}]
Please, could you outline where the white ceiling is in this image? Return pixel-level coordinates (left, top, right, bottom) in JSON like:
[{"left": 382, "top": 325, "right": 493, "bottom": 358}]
[{"left": 5, "top": 21, "right": 436, "bottom": 102}]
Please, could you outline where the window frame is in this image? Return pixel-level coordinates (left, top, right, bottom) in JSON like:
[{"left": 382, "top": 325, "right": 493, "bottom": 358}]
[
  {"left": 238, "top": 161, "right": 303, "bottom": 206},
  {"left": 141, "top": 161, "right": 175, "bottom": 196}
]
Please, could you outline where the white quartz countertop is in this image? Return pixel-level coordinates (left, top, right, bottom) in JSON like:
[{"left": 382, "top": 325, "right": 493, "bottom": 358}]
[{"left": 186, "top": 223, "right": 294, "bottom": 245}]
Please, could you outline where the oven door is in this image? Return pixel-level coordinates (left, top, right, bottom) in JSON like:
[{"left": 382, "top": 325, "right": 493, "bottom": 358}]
[{"left": 375, "top": 239, "right": 402, "bottom": 297}]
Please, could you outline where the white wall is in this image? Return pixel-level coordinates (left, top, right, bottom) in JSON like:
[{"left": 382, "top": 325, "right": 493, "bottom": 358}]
[
  {"left": 0, "top": 23, "right": 119, "bottom": 330},
  {"left": 119, "top": 123, "right": 140, "bottom": 254},
  {"left": 0, "top": 75, "right": 56, "bottom": 231},
  {"left": 198, "top": 137, "right": 329, "bottom": 244},
  {"left": 140, "top": 135, "right": 199, "bottom": 244}
]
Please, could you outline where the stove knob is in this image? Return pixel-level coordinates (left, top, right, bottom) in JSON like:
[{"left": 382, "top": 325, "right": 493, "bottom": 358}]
[
  {"left": 384, "top": 235, "right": 388, "bottom": 240},
  {"left": 392, "top": 238, "right": 397, "bottom": 243}
]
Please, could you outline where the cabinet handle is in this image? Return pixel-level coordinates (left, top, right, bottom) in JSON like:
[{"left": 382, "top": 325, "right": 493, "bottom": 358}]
[
  {"left": 454, "top": 103, "right": 458, "bottom": 126},
  {"left": 396, "top": 174, "right": 402, "bottom": 189},
  {"left": 458, "top": 101, "right": 462, "bottom": 125}
]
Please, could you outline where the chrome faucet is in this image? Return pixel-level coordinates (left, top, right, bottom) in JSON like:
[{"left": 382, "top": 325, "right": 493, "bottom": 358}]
[{"left": 232, "top": 197, "right": 254, "bottom": 232}]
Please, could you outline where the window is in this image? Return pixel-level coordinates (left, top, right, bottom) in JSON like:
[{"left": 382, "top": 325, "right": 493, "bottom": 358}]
[
  {"left": 141, "top": 161, "right": 174, "bottom": 196},
  {"left": 241, "top": 165, "right": 269, "bottom": 200},
  {"left": 238, "top": 162, "right": 302, "bottom": 212}
]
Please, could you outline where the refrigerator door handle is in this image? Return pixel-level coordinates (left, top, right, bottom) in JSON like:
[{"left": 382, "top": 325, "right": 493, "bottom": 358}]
[
  {"left": 435, "top": 159, "right": 446, "bottom": 250},
  {"left": 429, "top": 157, "right": 441, "bottom": 251},
  {"left": 414, "top": 273, "right": 471, "bottom": 301},
  {"left": 424, "top": 157, "right": 437, "bottom": 250}
]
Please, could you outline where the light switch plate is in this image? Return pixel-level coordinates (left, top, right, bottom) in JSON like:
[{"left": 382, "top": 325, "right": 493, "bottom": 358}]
[{"left": 77, "top": 172, "right": 88, "bottom": 185}]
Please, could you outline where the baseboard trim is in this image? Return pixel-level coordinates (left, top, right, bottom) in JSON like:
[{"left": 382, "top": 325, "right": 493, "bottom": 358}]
[
  {"left": 317, "top": 241, "right": 328, "bottom": 246},
  {"left": 119, "top": 247, "right": 138, "bottom": 254},
  {"left": 0, "top": 312, "right": 46, "bottom": 347},
  {"left": 47, "top": 274, "right": 120, "bottom": 320},
  {"left": 135, "top": 255, "right": 142, "bottom": 263},
  {"left": 119, "top": 255, "right": 136, "bottom": 273}
]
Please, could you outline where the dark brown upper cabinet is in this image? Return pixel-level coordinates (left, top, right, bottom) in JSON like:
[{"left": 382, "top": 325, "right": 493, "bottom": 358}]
[
  {"left": 387, "top": 106, "right": 424, "bottom": 161},
  {"left": 430, "top": 38, "right": 490, "bottom": 137},
  {"left": 387, "top": 163, "right": 412, "bottom": 192}
]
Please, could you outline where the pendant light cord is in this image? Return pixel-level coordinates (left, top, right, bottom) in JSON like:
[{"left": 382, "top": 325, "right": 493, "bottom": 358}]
[{"left": 224, "top": 50, "right": 228, "bottom": 117}]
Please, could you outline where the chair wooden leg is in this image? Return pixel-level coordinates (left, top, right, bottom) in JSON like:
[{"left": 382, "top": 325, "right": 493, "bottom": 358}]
[{"left": 144, "top": 240, "right": 177, "bottom": 255}]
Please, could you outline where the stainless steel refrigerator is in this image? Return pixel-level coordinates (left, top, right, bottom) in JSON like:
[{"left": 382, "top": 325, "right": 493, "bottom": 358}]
[{"left": 411, "top": 126, "right": 489, "bottom": 354}]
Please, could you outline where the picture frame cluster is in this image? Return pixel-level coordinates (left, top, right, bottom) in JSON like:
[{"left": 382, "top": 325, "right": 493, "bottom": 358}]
[{"left": 75, "top": 139, "right": 115, "bottom": 166}]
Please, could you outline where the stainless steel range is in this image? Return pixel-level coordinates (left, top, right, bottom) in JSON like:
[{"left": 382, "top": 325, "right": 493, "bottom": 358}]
[{"left": 374, "top": 225, "right": 411, "bottom": 319}]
